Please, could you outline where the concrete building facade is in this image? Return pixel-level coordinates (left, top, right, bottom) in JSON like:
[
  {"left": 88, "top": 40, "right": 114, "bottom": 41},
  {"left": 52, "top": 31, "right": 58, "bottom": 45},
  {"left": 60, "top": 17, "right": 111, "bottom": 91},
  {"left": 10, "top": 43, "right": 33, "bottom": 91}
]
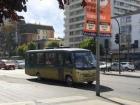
[
  {"left": 111, "top": 0, "right": 140, "bottom": 16},
  {"left": 18, "top": 21, "right": 54, "bottom": 49},
  {"left": 64, "top": 0, "right": 84, "bottom": 47},
  {"left": 64, "top": 0, "right": 140, "bottom": 48},
  {"left": 111, "top": 11, "right": 140, "bottom": 51}
]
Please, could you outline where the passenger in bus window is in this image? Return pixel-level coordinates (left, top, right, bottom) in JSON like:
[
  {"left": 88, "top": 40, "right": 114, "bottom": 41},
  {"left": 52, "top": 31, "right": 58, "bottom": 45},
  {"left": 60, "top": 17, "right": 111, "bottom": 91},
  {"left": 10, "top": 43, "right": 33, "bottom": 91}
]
[
  {"left": 65, "top": 55, "right": 72, "bottom": 65},
  {"left": 65, "top": 59, "right": 70, "bottom": 65},
  {"left": 45, "top": 54, "right": 51, "bottom": 65}
]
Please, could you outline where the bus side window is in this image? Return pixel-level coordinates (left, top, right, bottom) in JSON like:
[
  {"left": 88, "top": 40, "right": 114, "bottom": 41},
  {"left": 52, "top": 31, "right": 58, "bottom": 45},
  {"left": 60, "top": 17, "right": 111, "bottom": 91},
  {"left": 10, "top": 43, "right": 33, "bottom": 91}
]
[
  {"left": 45, "top": 53, "right": 50, "bottom": 65},
  {"left": 37, "top": 53, "right": 45, "bottom": 65},
  {"left": 65, "top": 53, "right": 72, "bottom": 66},
  {"left": 45, "top": 53, "right": 57, "bottom": 65}
]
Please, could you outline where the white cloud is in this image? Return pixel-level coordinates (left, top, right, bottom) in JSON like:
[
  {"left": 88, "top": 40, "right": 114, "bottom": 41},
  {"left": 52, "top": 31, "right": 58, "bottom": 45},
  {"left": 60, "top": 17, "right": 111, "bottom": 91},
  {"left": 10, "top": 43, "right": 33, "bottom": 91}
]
[{"left": 18, "top": 0, "right": 64, "bottom": 38}]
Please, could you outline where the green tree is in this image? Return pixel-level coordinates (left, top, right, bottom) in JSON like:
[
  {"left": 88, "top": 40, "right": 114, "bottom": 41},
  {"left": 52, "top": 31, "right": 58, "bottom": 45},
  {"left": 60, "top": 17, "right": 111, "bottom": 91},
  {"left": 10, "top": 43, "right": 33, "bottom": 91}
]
[
  {"left": 80, "top": 38, "right": 96, "bottom": 54},
  {"left": 17, "top": 44, "right": 28, "bottom": 58},
  {"left": 17, "top": 42, "right": 36, "bottom": 58},
  {"left": 0, "top": 24, "right": 16, "bottom": 57},
  {"left": 56, "top": 0, "right": 86, "bottom": 9},
  {"left": 79, "top": 38, "right": 104, "bottom": 56},
  {"left": 0, "top": 0, "right": 26, "bottom": 23},
  {"left": 47, "top": 41, "right": 59, "bottom": 48},
  {"left": 27, "top": 42, "right": 36, "bottom": 50}
]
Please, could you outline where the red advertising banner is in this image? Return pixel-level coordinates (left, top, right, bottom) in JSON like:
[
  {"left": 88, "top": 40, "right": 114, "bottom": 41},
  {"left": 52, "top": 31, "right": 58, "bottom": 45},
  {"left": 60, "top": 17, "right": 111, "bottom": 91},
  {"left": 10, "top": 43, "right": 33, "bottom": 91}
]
[{"left": 83, "top": 0, "right": 111, "bottom": 37}]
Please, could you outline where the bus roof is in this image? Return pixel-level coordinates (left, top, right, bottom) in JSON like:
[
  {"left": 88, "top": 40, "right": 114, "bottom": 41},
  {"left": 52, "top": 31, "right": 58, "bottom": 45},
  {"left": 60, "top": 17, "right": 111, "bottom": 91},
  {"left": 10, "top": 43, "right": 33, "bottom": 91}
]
[{"left": 26, "top": 48, "right": 90, "bottom": 53}]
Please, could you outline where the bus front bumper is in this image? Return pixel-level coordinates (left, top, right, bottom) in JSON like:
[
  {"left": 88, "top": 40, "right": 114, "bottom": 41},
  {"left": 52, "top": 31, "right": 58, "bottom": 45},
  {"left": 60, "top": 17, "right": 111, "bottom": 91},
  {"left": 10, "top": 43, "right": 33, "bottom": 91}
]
[{"left": 75, "top": 70, "right": 96, "bottom": 83}]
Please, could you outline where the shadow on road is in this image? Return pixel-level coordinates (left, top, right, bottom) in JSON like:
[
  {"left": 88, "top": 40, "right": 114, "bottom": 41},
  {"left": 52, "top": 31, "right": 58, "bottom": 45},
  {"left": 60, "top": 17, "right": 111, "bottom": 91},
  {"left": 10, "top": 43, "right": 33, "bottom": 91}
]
[
  {"left": 27, "top": 78, "right": 113, "bottom": 93},
  {"left": 100, "top": 96, "right": 125, "bottom": 105}
]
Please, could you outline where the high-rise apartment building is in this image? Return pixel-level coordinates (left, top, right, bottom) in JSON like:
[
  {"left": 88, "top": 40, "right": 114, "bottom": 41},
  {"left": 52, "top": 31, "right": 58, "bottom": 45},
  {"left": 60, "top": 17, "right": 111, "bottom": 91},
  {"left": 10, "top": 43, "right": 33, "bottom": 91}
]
[
  {"left": 111, "top": 0, "right": 140, "bottom": 50},
  {"left": 64, "top": 0, "right": 84, "bottom": 47},
  {"left": 64, "top": 0, "right": 140, "bottom": 48},
  {"left": 112, "top": 0, "right": 140, "bottom": 16}
]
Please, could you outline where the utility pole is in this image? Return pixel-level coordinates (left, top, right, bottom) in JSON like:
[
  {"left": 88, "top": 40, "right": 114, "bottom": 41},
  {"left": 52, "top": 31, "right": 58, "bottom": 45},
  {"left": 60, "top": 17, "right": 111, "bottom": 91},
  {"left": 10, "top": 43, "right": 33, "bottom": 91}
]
[
  {"left": 118, "top": 34, "right": 121, "bottom": 74},
  {"left": 15, "top": 21, "right": 18, "bottom": 56},
  {"left": 105, "top": 48, "right": 108, "bottom": 72},
  {"left": 15, "top": 22, "right": 18, "bottom": 45},
  {"left": 96, "top": 0, "right": 100, "bottom": 96},
  {"left": 105, "top": 39, "right": 109, "bottom": 73},
  {"left": 127, "top": 35, "right": 131, "bottom": 62}
]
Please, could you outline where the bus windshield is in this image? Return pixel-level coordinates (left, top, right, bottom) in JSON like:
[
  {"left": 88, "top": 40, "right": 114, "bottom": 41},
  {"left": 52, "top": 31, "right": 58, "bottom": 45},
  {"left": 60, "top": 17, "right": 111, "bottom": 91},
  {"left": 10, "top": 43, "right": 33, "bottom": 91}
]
[{"left": 74, "top": 51, "right": 96, "bottom": 70}]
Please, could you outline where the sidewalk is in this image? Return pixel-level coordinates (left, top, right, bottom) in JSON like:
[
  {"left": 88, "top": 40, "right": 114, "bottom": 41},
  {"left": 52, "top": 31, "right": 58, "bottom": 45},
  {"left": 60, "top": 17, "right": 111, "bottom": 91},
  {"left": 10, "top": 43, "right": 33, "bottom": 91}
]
[
  {"left": 0, "top": 95, "right": 139, "bottom": 105},
  {"left": 102, "top": 70, "right": 140, "bottom": 78},
  {"left": 0, "top": 70, "right": 33, "bottom": 79}
]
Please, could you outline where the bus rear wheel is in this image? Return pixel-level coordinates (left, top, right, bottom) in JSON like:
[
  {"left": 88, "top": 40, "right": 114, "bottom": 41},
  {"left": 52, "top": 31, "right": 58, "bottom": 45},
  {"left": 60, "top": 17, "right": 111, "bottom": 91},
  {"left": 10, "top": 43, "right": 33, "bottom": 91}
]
[
  {"left": 65, "top": 76, "right": 73, "bottom": 87},
  {"left": 36, "top": 73, "right": 42, "bottom": 81}
]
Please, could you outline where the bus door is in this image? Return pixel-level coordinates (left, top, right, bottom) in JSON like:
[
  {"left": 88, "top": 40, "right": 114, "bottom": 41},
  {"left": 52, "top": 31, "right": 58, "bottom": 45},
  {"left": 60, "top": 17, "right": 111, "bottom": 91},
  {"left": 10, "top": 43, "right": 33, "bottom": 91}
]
[
  {"left": 55, "top": 52, "right": 73, "bottom": 81},
  {"left": 57, "top": 52, "right": 65, "bottom": 81},
  {"left": 43, "top": 52, "right": 59, "bottom": 80},
  {"left": 63, "top": 52, "right": 74, "bottom": 79}
]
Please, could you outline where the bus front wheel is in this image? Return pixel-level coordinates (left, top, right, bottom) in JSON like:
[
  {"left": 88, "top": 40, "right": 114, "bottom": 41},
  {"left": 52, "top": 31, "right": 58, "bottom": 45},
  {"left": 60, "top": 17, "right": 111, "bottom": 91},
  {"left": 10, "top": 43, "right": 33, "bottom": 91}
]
[
  {"left": 65, "top": 76, "right": 73, "bottom": 87},
  {"left": 87, "top": 81, "right": 93, "bottom": 85}
]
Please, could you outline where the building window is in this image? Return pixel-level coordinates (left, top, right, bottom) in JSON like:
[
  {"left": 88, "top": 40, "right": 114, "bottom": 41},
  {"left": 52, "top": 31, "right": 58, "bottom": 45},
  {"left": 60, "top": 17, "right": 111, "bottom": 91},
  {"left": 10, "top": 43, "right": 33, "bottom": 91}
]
[
  {"left": 38, "top": 36, "right": 40, "bottom": 40},
  {"left": 126, "top": 16, "right": 131, "bottom": 23},
  {"left": 43, "top": 36, "right": 45, "bottom": 39},
  {"left": 69, "top": 38, "right": 74, "bottom": 42}
]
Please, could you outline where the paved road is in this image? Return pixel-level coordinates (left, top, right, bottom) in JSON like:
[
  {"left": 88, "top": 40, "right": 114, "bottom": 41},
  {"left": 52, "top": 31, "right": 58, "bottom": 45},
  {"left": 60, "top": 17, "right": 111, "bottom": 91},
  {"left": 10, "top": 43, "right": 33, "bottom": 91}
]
[
  {"left": 0, "top": 70, "right": 139, "bottom": 104},
  {"left": 101, "top": 74, "right": 140, "bottom": 102},
  {"left": 0, "top": 70, "right": 97, "bottom": 104}
]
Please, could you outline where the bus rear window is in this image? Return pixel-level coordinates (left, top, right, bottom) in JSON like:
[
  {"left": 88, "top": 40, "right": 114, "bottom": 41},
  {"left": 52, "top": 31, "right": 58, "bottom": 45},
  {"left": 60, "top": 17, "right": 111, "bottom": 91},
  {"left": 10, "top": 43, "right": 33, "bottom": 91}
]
[{"left": 29, "top": 53, "right": 37, "bottom": 65}]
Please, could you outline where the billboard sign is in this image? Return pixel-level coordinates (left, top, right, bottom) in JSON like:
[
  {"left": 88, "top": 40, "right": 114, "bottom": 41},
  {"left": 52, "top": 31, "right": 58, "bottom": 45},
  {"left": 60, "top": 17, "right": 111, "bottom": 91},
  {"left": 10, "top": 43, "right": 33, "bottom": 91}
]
[{"left": 83, "top": 0, "right": 111, "bottom": 37}]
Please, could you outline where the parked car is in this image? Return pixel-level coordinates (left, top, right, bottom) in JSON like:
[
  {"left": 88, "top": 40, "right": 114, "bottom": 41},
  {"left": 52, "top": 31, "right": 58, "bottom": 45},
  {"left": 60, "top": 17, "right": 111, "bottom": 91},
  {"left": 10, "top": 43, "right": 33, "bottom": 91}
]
[
  {"left": 1, "top": 60, "right": 15, "bottom": 70},
  {"left": 100, "top": 62, "right": 111, "bottom": 71},
  {"left": 0, "top": 60, "right": 5, "bottom": 69},
  {"left": 111, "top": 62, "right": 124, "bottom": 71},
  {"left": 16, "top": 60, "right": 25, "bottom": 69},
  {"left": 121, "top": 62, "right": 135, "bottom": 71}
]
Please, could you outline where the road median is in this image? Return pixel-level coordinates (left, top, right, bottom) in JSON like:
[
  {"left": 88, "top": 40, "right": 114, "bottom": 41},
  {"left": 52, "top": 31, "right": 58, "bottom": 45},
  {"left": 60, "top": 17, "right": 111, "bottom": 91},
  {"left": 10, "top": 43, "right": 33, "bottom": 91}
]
[{"left": 101, "top": 71, "right": 140, "bottom": 78}]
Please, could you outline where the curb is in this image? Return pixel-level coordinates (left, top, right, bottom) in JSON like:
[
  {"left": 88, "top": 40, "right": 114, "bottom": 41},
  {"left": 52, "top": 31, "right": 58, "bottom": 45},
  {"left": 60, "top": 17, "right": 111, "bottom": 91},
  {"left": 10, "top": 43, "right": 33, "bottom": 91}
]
[{"left": 102, "top": 73, "right": 140, "bottom": 78}]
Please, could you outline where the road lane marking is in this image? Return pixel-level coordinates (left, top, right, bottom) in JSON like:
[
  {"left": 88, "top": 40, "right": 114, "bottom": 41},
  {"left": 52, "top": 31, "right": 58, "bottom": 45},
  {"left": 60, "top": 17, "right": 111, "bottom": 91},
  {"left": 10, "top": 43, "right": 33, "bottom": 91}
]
[
  {"left": 110, "top": 98, "right": 140, "bottom": 105},
  {"left": 0, "top": 101, "right": 35, "bottom": 105},
  {"left": 37, "top": 96, "right": 88, "bottom": 104},
  {"left": 57, "top": 100, "right": 117, "bottom": 105}
]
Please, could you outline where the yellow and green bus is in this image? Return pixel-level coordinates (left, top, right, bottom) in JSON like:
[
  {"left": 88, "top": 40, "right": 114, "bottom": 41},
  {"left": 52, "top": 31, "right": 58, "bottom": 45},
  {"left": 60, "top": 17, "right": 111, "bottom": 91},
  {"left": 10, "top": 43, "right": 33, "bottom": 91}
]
[{"left": 25, "top": 48, "right": 96, "bottom": 86}]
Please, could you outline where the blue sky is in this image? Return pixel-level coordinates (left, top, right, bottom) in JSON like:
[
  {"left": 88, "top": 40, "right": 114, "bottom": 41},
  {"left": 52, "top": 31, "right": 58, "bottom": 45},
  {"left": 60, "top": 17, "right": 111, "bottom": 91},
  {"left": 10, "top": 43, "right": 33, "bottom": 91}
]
[{"left": 18, "top": 0, "right": 65, "bottom": 38}]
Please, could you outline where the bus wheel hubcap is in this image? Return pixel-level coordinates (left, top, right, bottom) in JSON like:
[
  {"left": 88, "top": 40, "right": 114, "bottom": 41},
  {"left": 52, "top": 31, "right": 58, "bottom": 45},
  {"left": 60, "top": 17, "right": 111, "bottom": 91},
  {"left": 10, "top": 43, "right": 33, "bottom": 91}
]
[{"left": 66, "top": 77, "right": 73, "bottom": 86}]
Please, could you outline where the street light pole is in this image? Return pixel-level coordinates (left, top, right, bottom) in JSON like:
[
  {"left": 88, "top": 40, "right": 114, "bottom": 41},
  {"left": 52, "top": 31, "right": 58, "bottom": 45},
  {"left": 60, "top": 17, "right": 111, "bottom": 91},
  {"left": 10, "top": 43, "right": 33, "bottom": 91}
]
[
  {"left": 113, "top": 18, "right": 121, "bottom": 74},
  {"left": 96, "top": 0, "right": 100, "bottom": 96}
]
